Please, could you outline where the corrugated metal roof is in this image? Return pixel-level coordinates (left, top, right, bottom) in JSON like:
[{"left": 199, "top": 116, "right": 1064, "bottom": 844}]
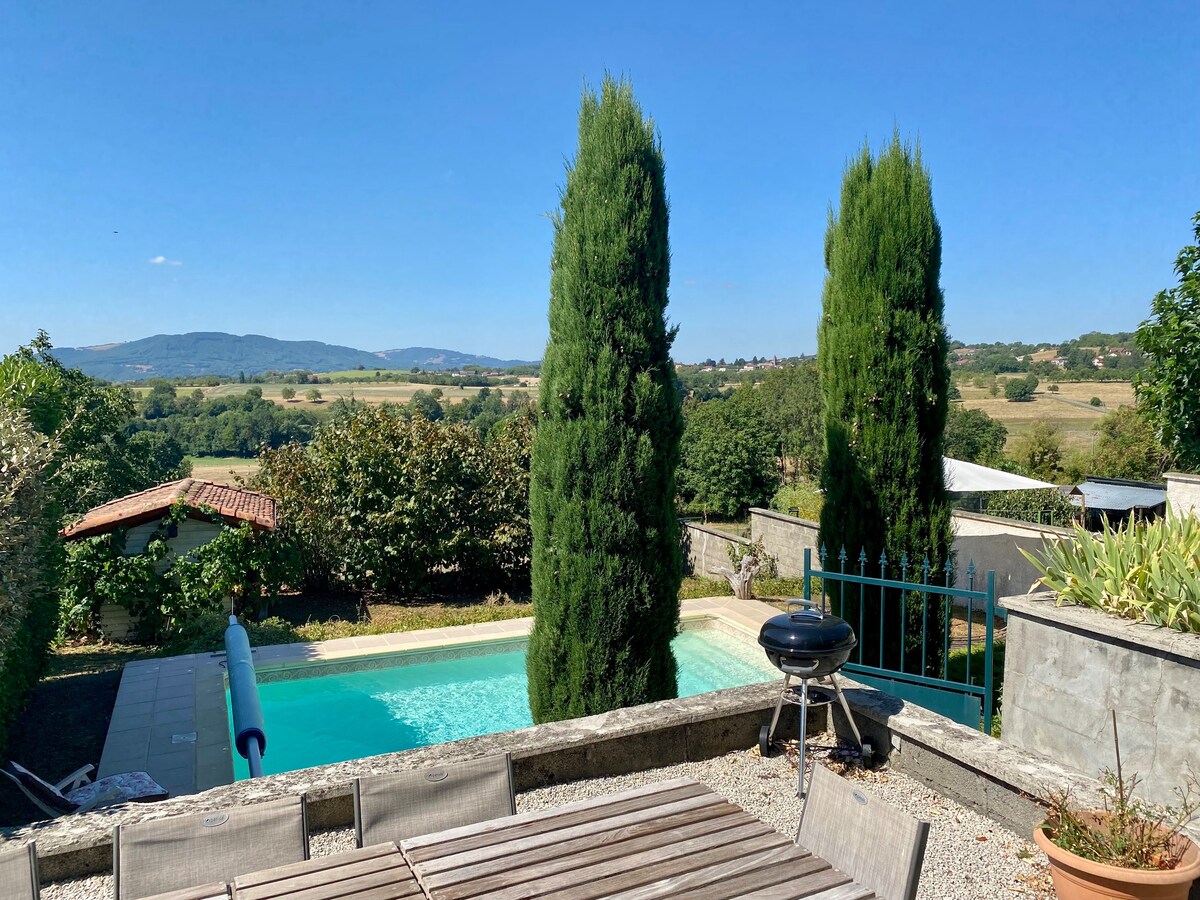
[{"left": 1071, "top": 480, "right": 1166, "bottom": 512}]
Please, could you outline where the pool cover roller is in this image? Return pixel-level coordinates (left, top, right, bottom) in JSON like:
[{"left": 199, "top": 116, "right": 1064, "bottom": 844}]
[{"left": 225, "top": 615, "right": 266, "bottom": 777}]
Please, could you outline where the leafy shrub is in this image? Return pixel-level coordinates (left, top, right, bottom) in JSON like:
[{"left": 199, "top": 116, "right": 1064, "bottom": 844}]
[
  {"left": 678, "top": 390, "right": 779, "bottom": 519},
  {"left": 1089, "top": 406, "right": 1173, "bottom": 481},
  {"left": 1022, "top": 514, "right": 1200, "bottom": 633},
  {"left": 1004, "top": 374, "right": 1038, "bottom": 401},
  {"left": 944, "top": 406, "right": 1008, "bottom": 466},
  {"left": 255, "top": 406, "right": 532, "bottom": 593},
  {"left": 1090, "top": 396, "right": 1103, "bottom": 407},
  {"left": 983, "top": 488, "right": 1077, "bottom": 527},
  {"left": 164, "top": 611, "right": 300, "bottom": 656},
  {"left": 0, "top": 409, "right": 58, "bottom": 757},
  {"left": 770, "top": 481, "right": 824, "bottom": 521},
  {"left": 59, "top": 531, "right": 172, "bottom": 641},
  {"left": 173, "top": 520, "right": 300, "bottom": 618}
]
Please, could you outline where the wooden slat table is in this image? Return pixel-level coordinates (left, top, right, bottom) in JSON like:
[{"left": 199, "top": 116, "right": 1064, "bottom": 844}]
[
  {"left": 232, "top": 843, "right": 422, "bottom": 900},
  {"left": 400, "top": 776, "right": 875, "bottom": 900},
  {"left": 141, "top": 884, "right": 229, "bottom": 900}
]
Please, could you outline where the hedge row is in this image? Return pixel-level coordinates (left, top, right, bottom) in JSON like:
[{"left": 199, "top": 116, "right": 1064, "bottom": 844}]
[{"left": 0, "top": 411, "right": 59, "bottom": 758}]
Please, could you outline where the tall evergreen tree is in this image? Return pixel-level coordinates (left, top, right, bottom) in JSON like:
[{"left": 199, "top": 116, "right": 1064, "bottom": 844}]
[
  {"left": 817, "top": 135, "right": 953, "bottom": 674},
  {"left": 526, "top": 77, "right": 683, "bottom": 723}
]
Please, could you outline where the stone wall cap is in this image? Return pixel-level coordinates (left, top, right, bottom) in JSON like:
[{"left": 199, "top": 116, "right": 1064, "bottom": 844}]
[
  {"left": 680, "top": 521, "right": 752, "bottom": 544},
  {"left": 1165, "top": 472, "right": 1200, "bottom": 485},
  {"left": 949, "top": 508, "right": 1076, "bottom": 537},
  {"left": 748, "top": 507, "right": 819, "bottom": 528},
  {"left": 1000, "top": 592, "right": 1200, "bottom": 662}
]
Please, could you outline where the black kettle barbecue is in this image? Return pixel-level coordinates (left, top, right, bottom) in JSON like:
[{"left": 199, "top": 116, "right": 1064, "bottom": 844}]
[{"left": 757, "top": 599, "right": 872, "bottom": 819}]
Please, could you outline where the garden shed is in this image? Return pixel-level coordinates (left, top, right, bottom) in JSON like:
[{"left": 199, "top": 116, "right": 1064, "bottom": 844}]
[
  {"left": 1069, "top": 475, "right": 1167, "bottom": 527},
  {"left": 61, "top": 479, "right": 277, "bottom": 639}
]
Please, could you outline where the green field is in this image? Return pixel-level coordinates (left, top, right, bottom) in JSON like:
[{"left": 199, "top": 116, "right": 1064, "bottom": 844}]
[{"left": 956, "top": 379, "right": 1136, "bottom": 451}]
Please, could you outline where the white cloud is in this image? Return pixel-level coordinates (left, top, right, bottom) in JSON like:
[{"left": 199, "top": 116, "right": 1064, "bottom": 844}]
[{"left": 149, "top": 255, "right": 182, "bottom": 266}]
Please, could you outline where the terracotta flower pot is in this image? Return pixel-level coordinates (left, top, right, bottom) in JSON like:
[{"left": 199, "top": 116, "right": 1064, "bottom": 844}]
[{"left": 1034, "top": 816, "right": 1200, "bottom": 900}]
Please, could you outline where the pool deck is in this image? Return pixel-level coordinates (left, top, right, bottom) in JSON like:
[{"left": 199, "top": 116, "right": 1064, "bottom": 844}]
[{"left": 98, "top": 597, "right": 777, "bottom": 799}]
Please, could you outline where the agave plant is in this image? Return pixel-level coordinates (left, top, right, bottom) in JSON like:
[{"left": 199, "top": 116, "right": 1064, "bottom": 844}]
[{"left": 1022, "top": 510, "right": 1200, "bottom": 633}]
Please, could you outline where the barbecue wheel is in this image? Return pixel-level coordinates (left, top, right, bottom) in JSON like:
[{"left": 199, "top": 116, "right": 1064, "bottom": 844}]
[{"left": 758, "top": 724, "right": 772, "bottom": 758}]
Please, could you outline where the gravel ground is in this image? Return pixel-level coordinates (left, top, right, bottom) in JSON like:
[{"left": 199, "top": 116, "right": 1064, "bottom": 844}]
[{"left": 43, "top": 739, "right": 1052, "bottom": 900}]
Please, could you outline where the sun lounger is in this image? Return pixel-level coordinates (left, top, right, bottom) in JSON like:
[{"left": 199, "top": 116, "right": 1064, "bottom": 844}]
[{"left": 1, "top": 761, "right": 167, "bottom": 819}]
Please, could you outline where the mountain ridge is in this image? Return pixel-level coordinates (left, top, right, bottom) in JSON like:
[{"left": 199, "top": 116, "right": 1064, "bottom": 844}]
[{"left": 49, "top": 332, "right": 538, "bottom": 381}]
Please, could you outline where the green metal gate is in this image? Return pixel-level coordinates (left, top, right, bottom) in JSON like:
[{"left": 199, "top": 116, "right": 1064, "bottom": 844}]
[{"left": 803, "top": 546, "right": 997, "bottom": 730}]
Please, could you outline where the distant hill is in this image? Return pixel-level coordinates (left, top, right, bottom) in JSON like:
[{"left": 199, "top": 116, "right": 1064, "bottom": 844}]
[{"left": 49, "top": 332, "right": 537, "bottom": 382}]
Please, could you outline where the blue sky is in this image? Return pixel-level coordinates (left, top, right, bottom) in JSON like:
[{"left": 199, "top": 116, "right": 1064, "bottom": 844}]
[{"left": 1, "top": 2, "right": 1196, "bottom": 362}]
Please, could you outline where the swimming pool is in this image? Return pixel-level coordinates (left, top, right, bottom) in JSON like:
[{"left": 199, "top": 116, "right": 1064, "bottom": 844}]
[{"left": 228, "top": 626, "right": 776, "bottom": 778}]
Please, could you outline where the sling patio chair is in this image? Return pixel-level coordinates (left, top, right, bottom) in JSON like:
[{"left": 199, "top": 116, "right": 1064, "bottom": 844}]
[
  {"left": 0, "top": 841, "right": 39, "bottom": 900},
  {"left": 1, "top": 761, "right": 167, "bottom": 819},
  {"left": 353, "top": 751, "right": 516, "bottom": 847},
  {"left": 113, "top": 794, "right": 308, "bottom": 900},
  {"left": 797, "top": 764, "right": 931, "bottom": 900}
]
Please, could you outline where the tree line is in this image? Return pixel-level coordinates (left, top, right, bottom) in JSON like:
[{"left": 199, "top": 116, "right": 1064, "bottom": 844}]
[{"left": 125, "top": 381, "right": 531, "bottom": 459}]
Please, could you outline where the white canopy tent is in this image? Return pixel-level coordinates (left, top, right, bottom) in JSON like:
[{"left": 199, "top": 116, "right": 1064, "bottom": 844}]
[{"left": 943, "top": 457, "right": 1055, "bottom": 493}]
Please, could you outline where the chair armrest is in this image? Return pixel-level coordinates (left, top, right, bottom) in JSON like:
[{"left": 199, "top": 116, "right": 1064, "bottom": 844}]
[{"left": 56, "top": 764, "right": 95, "bottom": 791}]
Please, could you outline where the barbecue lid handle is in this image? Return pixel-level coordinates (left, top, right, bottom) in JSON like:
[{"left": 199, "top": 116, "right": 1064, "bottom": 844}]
[{"left": 786, "top": 598, "right": 824, "bottom": 621}]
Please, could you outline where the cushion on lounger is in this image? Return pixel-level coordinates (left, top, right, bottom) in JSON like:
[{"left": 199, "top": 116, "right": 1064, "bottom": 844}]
[{"left": 66, "top": 771, "right": 168, "bottom": 807}]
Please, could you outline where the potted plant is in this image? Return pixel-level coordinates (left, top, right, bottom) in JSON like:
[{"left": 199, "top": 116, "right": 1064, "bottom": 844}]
[{"left": 1034, "top": 714, "right": 1200, "bottom": 899}]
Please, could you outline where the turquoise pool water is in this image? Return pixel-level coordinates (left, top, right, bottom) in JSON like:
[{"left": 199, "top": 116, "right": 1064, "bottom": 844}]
[{"left": 229, "top": 628, "right": 776, "bottom": 778}]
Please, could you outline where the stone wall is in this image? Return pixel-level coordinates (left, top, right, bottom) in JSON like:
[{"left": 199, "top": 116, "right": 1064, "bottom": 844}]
[
  {"left": 680, "top": 521, "right": 749, "bottom": 577},
  {"left": 745, "top": 506, "right": 1070, "bottom": 597},
  {"left": 749, "top": 508, "right": 819, "bottom": 577},
  {"left": 1001, "top": 592, "right": 1200, "bottom": 811},
  {"left": 1167, "top": 471, "right": 1200, "bottom": 517},
  {"left": 949, "top": 510, "right": 1073, "bottom": 599}
]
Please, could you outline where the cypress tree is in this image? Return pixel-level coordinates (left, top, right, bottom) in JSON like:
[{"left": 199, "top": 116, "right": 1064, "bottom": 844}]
[
  {"left": 526, "top": 77, "right": 683, "bottom": 723},
  {"left": 817, "top": 134, "right": 953, "bottom": 674}
]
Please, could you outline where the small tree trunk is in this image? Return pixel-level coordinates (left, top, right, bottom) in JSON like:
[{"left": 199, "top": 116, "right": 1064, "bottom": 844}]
[{"left": 712, "top": 553, "right": 761, "bottom": 600}]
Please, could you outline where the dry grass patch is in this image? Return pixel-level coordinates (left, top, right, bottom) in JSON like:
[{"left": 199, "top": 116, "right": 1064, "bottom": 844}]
[
  {"left": 201, "top": 381, "right": 538, "bottom": 408},
  {"left": 955, "top": 380, "right": 1136, "bottom": 451},
  {"left": 188, "top": 456, "right": 260, "bottom": 484}
]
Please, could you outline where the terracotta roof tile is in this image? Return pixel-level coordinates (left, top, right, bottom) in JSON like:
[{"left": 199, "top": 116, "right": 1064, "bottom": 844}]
[{"left": 61, "top": 478, "right": 277, "bottom": 539}]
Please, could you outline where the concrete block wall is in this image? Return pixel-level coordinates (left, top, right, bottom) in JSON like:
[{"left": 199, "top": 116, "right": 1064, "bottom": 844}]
[
  {"left": 749, "top": 508, "right": 819, "bottom": 577},
  {"left": 1001, "top": 593, "right": 1200, "bottom": 811},
  {"left": 679, "top": 521, "right": 749, "bottom": 577},
  {"left": 1167, "top": 471, "right": 1200, "bottom": 517},
  {"left": 744, "top": 506, "right": 1070, "bottom": 596}
]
